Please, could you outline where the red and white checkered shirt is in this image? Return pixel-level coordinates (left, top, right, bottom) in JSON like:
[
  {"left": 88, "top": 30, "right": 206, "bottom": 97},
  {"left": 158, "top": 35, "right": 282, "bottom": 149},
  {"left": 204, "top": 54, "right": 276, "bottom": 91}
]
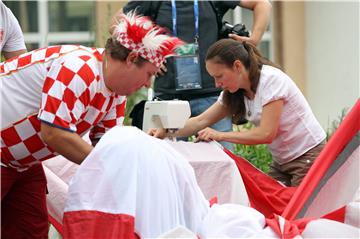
[{"left": 1, "top": 45, "right": 126, "bottom": 171}]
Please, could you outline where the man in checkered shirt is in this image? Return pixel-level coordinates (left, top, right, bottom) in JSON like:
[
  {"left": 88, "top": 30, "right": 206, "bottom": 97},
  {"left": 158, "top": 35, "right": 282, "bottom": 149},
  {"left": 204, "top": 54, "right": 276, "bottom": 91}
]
[{"left": 0, "top": 12, "right": 183, "bottom": 238}]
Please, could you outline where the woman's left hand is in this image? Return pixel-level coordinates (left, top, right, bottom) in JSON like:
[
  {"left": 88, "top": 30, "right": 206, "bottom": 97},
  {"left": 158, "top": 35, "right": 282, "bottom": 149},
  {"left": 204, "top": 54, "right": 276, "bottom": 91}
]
[{"left": 195, "top": 127, "right": 223, "bottom": 143}]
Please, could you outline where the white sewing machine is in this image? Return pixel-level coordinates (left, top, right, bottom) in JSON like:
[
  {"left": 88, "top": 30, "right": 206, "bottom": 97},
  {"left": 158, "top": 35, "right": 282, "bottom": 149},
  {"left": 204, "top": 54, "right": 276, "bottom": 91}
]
[{"left": 142, "top": 100, "right": 191, "bottom": 133}]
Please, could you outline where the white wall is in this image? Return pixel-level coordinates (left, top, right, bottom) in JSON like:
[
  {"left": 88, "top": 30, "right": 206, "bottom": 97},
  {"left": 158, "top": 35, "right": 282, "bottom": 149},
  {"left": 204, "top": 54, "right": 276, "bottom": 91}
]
[{"left": 305, "top": 1, "right": 359, "bottom": 130}]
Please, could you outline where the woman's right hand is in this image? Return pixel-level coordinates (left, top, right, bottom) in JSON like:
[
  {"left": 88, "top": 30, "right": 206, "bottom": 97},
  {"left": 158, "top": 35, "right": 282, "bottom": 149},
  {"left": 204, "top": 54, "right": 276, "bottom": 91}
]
[{"left": 147, "top": 128, "right": 167, "bottom": 139}]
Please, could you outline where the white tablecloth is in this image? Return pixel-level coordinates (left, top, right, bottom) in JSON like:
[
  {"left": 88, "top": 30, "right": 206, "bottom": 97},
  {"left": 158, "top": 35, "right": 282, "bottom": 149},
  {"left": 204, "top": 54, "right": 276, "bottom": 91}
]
[{"left": 166, "top": 140, "right": 249, "bottom": 206}]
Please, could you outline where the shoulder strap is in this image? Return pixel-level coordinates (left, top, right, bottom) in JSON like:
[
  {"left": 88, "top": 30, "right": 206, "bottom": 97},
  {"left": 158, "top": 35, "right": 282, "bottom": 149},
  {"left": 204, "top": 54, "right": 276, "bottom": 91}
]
[{"left": 209, "top": 1, "right": 223, "bottom": 37}]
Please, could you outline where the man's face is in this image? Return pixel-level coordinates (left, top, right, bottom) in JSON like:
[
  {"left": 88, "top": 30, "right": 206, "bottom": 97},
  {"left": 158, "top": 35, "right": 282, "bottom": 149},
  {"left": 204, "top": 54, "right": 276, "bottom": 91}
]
[{"left": 104, "top": 53, "right": 158, "bottom": 96}]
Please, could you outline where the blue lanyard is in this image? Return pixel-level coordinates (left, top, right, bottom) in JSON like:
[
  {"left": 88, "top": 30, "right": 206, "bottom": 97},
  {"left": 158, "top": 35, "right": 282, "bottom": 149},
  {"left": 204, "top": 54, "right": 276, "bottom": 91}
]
[{"left": 171, "top": 0, "right": 199, "bottom": 42}]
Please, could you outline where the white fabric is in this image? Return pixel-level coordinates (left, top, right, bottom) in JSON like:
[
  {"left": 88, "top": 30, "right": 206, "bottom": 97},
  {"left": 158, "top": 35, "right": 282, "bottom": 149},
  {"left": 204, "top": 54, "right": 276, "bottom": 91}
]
[
  {"left": 218, "top": 65, "right": 326, "bottom": 164},
  {"left": 301, "top": 219, "right": 360, "bottom": 238},
  {"left": 0, "top": 1, "right": 26, "bottom": 52},
  {"left": 48, "top": 225, "right": 62, "bottom": 239},
  {"left": 346, "top": 202, "right": 360, "bottom": 228},
  {"left": 198, "top": 204, "right": 278, "bottom": 238},
  {"left": 158, "top": 226, "right": 197, "bottom": 238},
  {"left": 44, "top": 158, "right": 80, "bottom": 222},
  {"left": 166, "top": 140, "right": 249, "bottom": 205},
  {"left": 64, "top": 126, "right": 209, "bottom": 238},
  {"left": 44, "top": 166, "right": 70, "bottom": 223},
  {"left": 304, "top": 146, "right": 360, "bottom": 218}
]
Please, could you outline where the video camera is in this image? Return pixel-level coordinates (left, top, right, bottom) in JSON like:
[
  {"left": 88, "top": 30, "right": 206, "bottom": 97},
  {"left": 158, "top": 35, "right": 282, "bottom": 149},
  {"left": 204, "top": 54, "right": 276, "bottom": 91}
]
[{"left": 219, "top": 21, "right": 250, "bottom": 39}]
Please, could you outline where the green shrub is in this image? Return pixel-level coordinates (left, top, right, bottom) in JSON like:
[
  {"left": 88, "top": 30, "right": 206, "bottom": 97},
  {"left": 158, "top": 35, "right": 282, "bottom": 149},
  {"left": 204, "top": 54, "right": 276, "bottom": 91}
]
[
  {"left": 233, "top": 123, "right": 272, "bottom": 173},
  {"left": 326, "top": 108, "right": 348, "bottom": 141}
]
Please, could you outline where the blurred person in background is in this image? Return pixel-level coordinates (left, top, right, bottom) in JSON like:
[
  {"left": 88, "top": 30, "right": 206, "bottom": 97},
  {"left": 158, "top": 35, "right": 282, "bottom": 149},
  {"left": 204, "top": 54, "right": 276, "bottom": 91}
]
[
  {"left": 123, "top": 0, "right": 272, "bottom": 151},
  {"left": 0, "top": 0, "right": 27, "bottom": 60},
  {"left": 0, "top": 12, "right": 182, "bottom": 238}
]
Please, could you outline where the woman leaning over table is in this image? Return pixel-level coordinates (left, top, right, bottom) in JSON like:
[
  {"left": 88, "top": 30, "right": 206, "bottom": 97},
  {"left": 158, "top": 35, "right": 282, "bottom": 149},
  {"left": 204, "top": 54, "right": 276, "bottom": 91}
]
[{"left": 149, "top": 38, "right": 326, "bottom": 187}]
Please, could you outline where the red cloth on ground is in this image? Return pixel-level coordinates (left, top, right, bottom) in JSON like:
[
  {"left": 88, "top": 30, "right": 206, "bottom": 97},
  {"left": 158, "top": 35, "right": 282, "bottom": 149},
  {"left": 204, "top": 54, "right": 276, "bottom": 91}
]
[{"left": 224, "top": 148, "right": 297, "bottom": 217}]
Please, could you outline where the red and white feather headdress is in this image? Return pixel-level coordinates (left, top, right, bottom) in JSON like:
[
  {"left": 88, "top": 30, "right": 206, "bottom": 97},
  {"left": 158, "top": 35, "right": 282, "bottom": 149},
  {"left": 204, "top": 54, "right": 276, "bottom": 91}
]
[{"left": 112, "top": 11, "right": 183, "bottom": 68}]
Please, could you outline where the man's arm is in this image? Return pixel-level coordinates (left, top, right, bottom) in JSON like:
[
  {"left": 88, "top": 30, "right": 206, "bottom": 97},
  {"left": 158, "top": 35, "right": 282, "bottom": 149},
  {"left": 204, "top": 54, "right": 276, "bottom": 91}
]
[
  {"left": 231, "top": 0, "right": 272, "bottom": 46},
  {"left": 3, "top": 49, "right": 27, "bottom": 60},
  {"left": 41, "top": 123, "right": 93, "bottom": 164}
]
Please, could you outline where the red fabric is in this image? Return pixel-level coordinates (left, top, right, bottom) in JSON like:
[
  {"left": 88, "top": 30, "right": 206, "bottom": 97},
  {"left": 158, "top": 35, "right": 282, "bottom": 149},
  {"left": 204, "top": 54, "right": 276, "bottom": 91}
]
[
  {"left": 224, "top": 148, "right": 296, "bottom": 217},
  {"left": 282, "top": 100, "right": 360, "bottom": 220},
  {"left": 209, "top": 196, "right": 218, "bottom": 207},
  {"left": 321, "top": 206, "right": 346, "bottom": 223},
  {"left": 266, "top": 214, "right": 314, "bottom": 239},
  {"left": 48, "top": 214, "right": 64, "bottom": 237},
  {"left": 63, "top": 210, "right": 139, "bottom": 239},
  {"left": 1, "top": 164, "right": 49, "bottom": 239}
]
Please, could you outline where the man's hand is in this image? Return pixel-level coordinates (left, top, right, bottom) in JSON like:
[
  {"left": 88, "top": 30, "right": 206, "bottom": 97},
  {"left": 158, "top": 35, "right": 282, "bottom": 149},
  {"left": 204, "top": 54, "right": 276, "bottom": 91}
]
[{"left": 195, "top": 127, "right": 223, "bottom": 143}]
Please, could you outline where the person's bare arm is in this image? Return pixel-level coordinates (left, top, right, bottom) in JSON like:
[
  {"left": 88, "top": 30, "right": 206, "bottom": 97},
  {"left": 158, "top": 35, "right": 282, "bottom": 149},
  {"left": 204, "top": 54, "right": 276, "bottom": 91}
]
[
  {"left": 41, "top": 123, "right": 93, "bottom": 164},
  {"left": 2, "top": 49, "right": 27, "bottom": 60},
  {"left": 230, "top": 0, "right": 272, "bottom": 46},
  {"left": 197, "top": 100, "right": 283, "bottom": 144},
  {"left": 149, "top": 101, "right": 230, "bottom": 138}
]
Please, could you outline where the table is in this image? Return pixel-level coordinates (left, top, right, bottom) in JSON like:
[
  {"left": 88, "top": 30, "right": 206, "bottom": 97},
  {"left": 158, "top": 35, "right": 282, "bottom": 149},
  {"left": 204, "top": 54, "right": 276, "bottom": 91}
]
[{"left": 166, "top": 140, "right": 249, "bottom": 205}]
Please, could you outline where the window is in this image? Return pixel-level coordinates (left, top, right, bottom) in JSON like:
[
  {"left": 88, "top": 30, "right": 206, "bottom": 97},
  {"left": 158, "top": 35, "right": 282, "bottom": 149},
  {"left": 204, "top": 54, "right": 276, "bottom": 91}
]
[
  {"left": 48, "top": 1, "right": 95, "bottom": 32},
  {"left": 4, "top": 1, "right": 95, "bottom": 51}
]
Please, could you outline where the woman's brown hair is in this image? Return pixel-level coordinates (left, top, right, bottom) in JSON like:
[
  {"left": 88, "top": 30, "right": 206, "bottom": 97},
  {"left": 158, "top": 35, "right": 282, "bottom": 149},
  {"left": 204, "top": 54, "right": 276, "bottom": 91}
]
[{"left": 205, "top": 39, "right": 279, "bottom": 124}]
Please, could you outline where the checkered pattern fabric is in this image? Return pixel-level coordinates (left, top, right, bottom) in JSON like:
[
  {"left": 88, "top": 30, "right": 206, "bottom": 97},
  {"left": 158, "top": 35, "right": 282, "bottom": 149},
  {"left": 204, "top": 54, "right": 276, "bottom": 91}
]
[
  {"left": 1, "top": 45, "right": 126, "bottom": 171},
  {"left": 118, "top": 34, "right": 163, "bottom": 68}
]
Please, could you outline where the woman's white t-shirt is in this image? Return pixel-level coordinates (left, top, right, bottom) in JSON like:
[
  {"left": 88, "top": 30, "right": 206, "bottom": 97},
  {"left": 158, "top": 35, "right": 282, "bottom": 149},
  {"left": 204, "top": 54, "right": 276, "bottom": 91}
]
[{"left": 218, "top": 65, "right": 326, "bottom": 165}]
